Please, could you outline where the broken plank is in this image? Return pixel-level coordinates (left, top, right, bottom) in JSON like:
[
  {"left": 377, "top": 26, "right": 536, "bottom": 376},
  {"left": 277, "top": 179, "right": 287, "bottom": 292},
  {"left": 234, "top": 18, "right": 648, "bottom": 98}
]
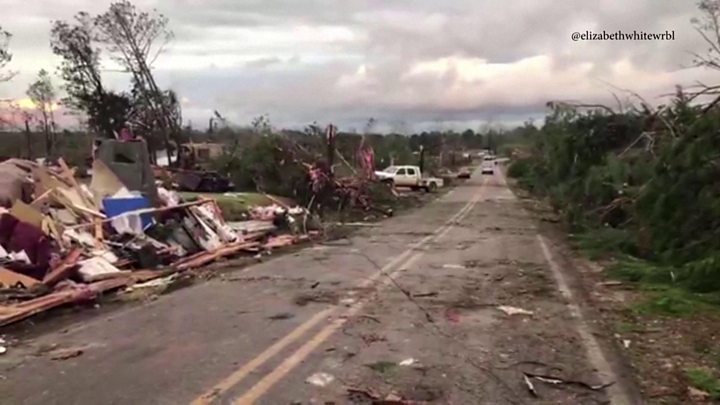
[
  {"left": 0, "top": 288, "right": 92, "bottom": 327},
  {"left": 42, "top": 248, "right": 83, "bottom": 287},
  {"left": 174, "top": 242, "right": 260, "bottom": 271},
  {"left": 88, "top": 277, "right": 131, "bottom": 294}
]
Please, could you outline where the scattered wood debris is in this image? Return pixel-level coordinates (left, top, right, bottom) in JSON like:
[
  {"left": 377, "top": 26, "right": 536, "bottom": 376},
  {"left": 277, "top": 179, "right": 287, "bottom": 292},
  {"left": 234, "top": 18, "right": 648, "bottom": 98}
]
[
  {"left": 0, "top": 145, "right": 321, "bottom": 328},
  {"left": 49, "top": 347, "right": 84, "bottom": 360}
]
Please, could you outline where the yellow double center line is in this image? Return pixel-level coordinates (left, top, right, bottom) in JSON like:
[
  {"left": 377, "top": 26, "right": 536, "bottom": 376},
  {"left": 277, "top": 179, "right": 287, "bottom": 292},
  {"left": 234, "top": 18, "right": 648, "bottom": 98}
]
[{"left": 192, "top": 176, "right": 487, "bottom": 405}]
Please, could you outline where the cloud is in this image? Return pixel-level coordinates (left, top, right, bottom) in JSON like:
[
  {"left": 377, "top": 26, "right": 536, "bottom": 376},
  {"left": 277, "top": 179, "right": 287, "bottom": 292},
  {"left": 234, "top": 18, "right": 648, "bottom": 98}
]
[{"left": 0, "top": 0, "right": 715, "bottom": 131}]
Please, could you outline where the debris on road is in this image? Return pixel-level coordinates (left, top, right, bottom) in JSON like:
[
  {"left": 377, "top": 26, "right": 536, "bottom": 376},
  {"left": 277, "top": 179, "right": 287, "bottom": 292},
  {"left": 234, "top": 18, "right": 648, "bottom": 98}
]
[
  {"left": 399, "top": 358, "right": 416, "bottom": 366},
  {"left": 267, "top": 312, "right": 295, "bottom": 320},
  {"left": 497, "top": 305, "right": 534, "bottom": 316},
  {"left": 347, "top": 387, "right": 416, "bottom": 404},
  {"left": 356, "top": 314, "right": 380, "bottom": 323},
  {"left": 523, "top": 373, "right": 537, "bottom": 397},
  {"left": 411, "top": 291, "right": 438, "bottom": 298},
  {"left": 0, "top": 148, "right": 321, "bottom": 328},
  {"left": 522, "top": 372, "right": 614, "bottom": 392},
  {"left": 49, "top": 347, "right": 84, "bottom": 360},
  {"left": 294, "top": 290, "right": 340, "bottom": 306},
  {"left": 442, "top": 264, "right": 465, "bottom": 270},
  {"left": 305, "top": 372, "right": 335, "bottom": 387},
  {"left": 688, "top": 386, "right": 711, "bottom": 401}
]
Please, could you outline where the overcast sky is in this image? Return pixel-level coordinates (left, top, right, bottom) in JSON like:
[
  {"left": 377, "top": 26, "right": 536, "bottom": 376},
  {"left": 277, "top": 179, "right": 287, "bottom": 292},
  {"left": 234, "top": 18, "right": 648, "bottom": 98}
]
[{"left": 0, "top": 0, "right": 716, "bottom": 132}]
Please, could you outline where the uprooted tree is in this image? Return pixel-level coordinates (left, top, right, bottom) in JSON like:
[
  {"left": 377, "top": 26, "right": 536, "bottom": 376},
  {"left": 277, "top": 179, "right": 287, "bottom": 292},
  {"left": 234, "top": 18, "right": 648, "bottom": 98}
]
[
  {"left": 51, "top": 13, "right": 131, "bottom": 138},
  {"left": 94, "top": 0, "right": 179, "bottom": 163},
  {"left": 26, "top": 69, "right": 58, "bottom": 159}
]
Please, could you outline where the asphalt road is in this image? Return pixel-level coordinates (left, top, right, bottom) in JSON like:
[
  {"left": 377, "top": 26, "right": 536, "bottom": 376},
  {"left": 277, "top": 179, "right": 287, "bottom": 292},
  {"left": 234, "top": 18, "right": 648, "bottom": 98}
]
[{"left": 0, "top": 167, "right": 633, "bottom": 404}]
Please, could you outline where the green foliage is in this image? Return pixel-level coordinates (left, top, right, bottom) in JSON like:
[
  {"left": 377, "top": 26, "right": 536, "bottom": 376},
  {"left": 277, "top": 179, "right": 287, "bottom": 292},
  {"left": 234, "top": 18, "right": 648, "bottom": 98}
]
[
  {"left": 573, "top": 228, "right": 637, "bottom": 260},
  {"left": 507, "top": 159, "right": 531, "bottom": 178},
  {"left": 607, "top": 257, "right": 673, "bottom": 284},
  {"left": 219, "top": 134, "right": 311, "bottom": 202},
  {"left": 515, "top": 97, "right": 720, "bottom": 293},
  {"left": 678, "top": 254, "right": 720, "bottom": 293},
  {"left": 633, "top": 287, "right": 714, "bottom": 316},
  {"left": 685, "top": 367, "right": 720, "bottom": 399},
  {"left": 638, "top": 293, "right": 697, "bottom": 316}
]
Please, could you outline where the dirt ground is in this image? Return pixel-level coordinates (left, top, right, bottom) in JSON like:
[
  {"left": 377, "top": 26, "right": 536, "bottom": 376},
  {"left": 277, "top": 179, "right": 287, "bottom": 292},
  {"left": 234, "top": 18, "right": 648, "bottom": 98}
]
[{"left": 0, "top": 167, "right": 637, "bottom": 404}]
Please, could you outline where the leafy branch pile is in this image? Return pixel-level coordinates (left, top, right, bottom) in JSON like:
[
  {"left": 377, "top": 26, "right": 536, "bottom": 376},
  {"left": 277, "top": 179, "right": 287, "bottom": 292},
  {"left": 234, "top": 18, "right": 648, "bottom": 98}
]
[{"left": 509, "top": 96, "right": 720, "bottom": 292}]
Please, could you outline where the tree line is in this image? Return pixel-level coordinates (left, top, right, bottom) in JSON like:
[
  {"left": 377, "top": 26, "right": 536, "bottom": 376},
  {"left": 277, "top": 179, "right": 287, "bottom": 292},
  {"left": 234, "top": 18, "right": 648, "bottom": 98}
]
[{"left": 508, "top": 0, "right": 720, "bottom": 293}]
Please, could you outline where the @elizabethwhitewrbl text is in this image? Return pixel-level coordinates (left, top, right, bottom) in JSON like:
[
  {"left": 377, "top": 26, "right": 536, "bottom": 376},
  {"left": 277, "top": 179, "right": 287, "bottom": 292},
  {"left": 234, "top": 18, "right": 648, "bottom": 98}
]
[{"left": 572, "top": 30, "right": 675, "bottom": 41}]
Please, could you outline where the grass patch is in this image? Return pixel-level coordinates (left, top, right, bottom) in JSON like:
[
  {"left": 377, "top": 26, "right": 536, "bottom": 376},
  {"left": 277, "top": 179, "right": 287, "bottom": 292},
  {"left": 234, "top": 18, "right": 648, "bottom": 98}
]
[
  {"left": 179, "top": 192, "right": 293, "bottom": 221},
  {"left": 633, "top": 286, "right": 720, "bottom": 317},
  {"left": 605, "top": 257, "right": 720, "bottom": 316},
  {"left": 635, "top": 289, "right": 700, "bottom": 316},
  {"left": 606, "top": 256, "right": 673, "bottom": 284},
  {"left": 571, "top": 228, "right": 636, "bottom": 260},
  {"left": 685, "top": 367, "right": 720, "bottom": 400}
]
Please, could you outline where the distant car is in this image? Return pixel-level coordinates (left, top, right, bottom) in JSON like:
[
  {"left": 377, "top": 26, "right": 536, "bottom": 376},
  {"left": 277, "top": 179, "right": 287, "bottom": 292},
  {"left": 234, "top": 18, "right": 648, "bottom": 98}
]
[
  {"left": 374, "top": 165, "right": 444, "bottom": 192},
  {"left": 481, "top": 161, "right": 494, "bottom": 175},
  {"left": 457, "top": 168, "right": 471, "bottom": 179}
]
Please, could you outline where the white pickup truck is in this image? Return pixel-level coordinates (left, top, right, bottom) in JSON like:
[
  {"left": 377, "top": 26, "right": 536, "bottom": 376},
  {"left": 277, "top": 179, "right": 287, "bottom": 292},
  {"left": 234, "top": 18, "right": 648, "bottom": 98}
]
[{"left": 375, "top": 165, "right": 444, "bottom": 192}]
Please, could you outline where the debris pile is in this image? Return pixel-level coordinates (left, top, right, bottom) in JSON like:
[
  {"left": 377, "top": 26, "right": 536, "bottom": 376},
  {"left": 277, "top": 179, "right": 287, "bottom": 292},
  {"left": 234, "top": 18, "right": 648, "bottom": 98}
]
[{"left": 0, "top": 140, "right": 317, "bottom": 327}]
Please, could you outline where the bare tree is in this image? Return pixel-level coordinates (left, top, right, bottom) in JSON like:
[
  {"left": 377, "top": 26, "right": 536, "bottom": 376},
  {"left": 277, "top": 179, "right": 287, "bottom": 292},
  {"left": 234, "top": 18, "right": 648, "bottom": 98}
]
[
  {"left": 94, "top": 1, "right": 178, "bottom": 163},
  {"left": 251, "top": 114, "right": 272, "bottom": 135},
  {"left": 27, "top": 69, "right": 58, "bottom": 159},
  {"left": 692, "top": 0, "right": 720, "bottom": 70},
  {"left": 0, "top": 26, "right": 15, "bottom": 82}
]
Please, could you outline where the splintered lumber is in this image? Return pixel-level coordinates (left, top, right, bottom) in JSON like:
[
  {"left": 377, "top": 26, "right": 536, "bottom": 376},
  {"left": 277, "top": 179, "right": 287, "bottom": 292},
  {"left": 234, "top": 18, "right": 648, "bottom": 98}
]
[
  {"left": 129, "top": 269, "right": 176, "bottom": 283},
  {"left": 0, "top": 288, "right": 92, "bottom": 327},
  {"left": 42, "top": 248, "right": 83, "bottom": 287},
  {"left": 174, "top": 241, "right": 261, "bottom": 271},
  {"left": 57, "top": 158, "right": 98, "bottom": 211},
  {"left": 88, "top": 277, "right": 131, "bottom": 294},
  {"left": 264, "top": 234, "right": 297, "bottom": 249}
]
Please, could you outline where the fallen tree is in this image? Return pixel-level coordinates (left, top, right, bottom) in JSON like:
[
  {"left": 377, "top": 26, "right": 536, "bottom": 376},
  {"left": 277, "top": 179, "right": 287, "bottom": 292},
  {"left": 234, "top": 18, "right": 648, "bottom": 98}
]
[{"left": 509, "top": 94, "right": 720, "bottom": 292}]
